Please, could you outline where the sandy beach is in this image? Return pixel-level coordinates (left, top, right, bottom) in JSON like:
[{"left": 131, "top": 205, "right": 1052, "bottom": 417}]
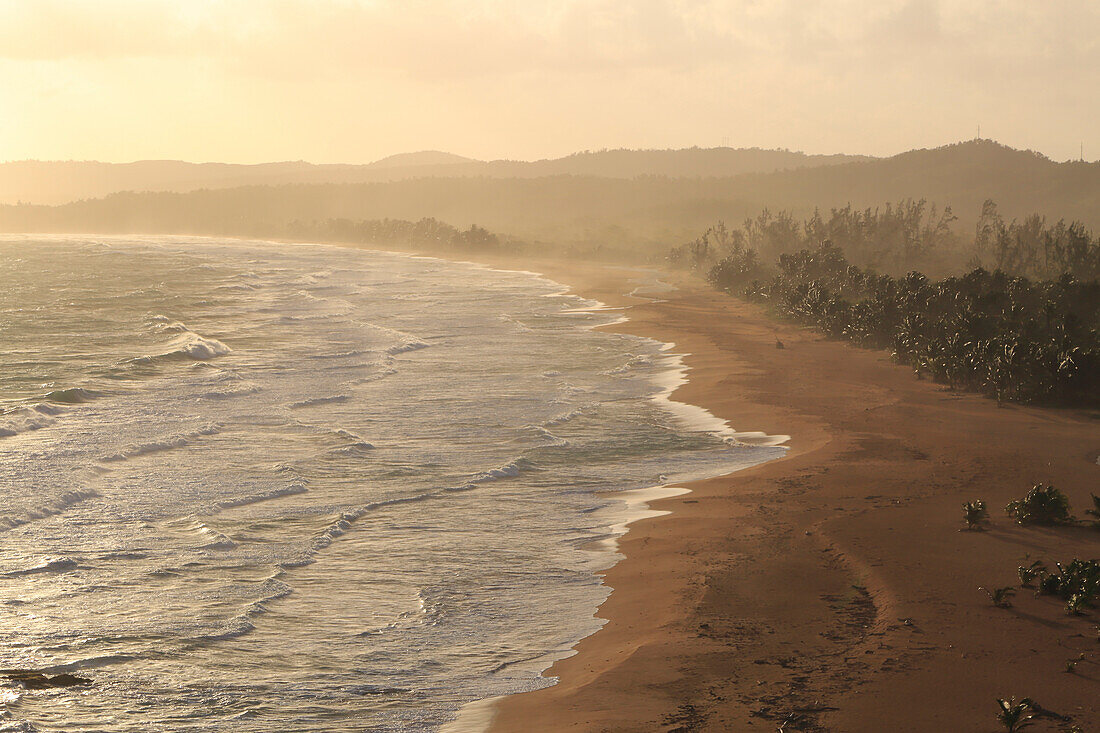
[{"left": 446, "top": 258, "right": 1100, "bottom": 732}]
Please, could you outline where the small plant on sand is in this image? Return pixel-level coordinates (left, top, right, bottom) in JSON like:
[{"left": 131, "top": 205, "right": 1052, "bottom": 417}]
[
  {"left": 981, "top": 586, "right": 1017, "bottom": 608},
  {"left": 996, "top": 697, "right": 1035, "bottom": 732},
  {"left": 1086, "top": 493, "right": 1100, "bottom": 529},
  {"left": 964, "top": 499, "right": 989, "bottom": 530},
  {"left": 1005, "top": 484, "right": 1072, "bottom": 525},
  {"left": 1018, "top": 560, "right": 1047, "bottom": 587},
  {"left": 1064, "top": 658, "right": 1079, "bottom": 674}
]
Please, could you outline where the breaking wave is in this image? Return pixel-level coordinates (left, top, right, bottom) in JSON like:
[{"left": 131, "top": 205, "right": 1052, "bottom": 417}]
[
  {"left": 44, "top": 387, "right": 102, "bottom": 404},
  {"left": 100, "top": 423, "right": 222, "bottom": 463},
  {"left": 0, "top": 490, "right": 100, "bottom": 531}
]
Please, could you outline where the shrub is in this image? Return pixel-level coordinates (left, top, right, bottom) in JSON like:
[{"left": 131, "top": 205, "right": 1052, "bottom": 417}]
[
  {"left": 995, "top": 697, "right": 1035, "bottom": 732},
  {"left": 963, "top": 500, "right": 989, "bottom": 529},
  {"left": 981, "top": 586, "right": 1017, "bottom": 608},
  {"left": 1031, "top": 558, "right": 1099, "bottom": 614},
  {"left": 1017, "top": 560, "right": 1047, "bottom": 587},
  {"left": 1005, "top": 484, "right": 1072, "bottom": 525},
  {"left": 1086, "top": 493, "right": 1100, "bottom": 529}
]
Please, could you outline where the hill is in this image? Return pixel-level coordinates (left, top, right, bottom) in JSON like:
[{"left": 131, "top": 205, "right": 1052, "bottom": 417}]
[
  {"left": 2, "top": 141, "right": 1096, "bottom": 260},
  {"left": 0, "top": 147, "right": 868, "bottom": 205}
]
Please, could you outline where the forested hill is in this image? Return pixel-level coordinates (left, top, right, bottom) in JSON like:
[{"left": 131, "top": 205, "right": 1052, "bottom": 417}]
[
  {"left": 1, "top": 140, "right": 1097, "bottom": 257},
  {"left": 0, "top": 147, "right": 867, "bottom": 205}
]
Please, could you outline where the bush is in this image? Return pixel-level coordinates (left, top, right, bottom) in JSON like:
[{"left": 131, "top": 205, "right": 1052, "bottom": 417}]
[
  {"left": 1005, "top": 484, "right": 1072, "bottom": 525},
  {"left": 1033, "top": 559, "right": 1100, "bottom": 614},
  {"left": 1086, "top": 493, "right": 1100, "bottom": 529},
  {"left": 963, "top": 500, "right": 989, "bottom": 530}
]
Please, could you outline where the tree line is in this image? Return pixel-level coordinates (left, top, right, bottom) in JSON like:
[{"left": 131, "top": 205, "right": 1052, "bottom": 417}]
[
  {"left": 284, "top": 217, "right": 512, "bottom": 252},
  {"left": 674, "top": 202, "right": 1100, "bottom": 406}
]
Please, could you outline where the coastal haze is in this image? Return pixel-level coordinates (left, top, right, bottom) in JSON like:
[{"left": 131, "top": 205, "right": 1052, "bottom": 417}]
[{"left": 2, "top": 2, "right": 1099, "bottom": 732}]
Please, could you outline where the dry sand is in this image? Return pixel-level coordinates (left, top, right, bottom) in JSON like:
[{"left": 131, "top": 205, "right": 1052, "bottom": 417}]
[{"left": 465, "top": 259, "right": 1100, "bottom": 733}]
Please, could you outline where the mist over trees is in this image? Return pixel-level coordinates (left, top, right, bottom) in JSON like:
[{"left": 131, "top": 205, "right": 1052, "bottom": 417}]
[{"left": 691, "top": 203, "right": 1100, "bottom": 406}]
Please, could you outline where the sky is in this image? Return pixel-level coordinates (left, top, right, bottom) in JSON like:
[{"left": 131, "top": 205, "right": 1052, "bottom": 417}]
[{"left": 1, "top": 0, "right": 1097, "bottom": 164}]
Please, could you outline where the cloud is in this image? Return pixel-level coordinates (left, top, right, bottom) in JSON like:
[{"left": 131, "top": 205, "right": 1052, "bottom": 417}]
[
  {"left": 0, "top": 0, "right": 1096, "bottom": 162},
  {"left": 1, "top": 0, "right": 1096, "bottom": 82}
]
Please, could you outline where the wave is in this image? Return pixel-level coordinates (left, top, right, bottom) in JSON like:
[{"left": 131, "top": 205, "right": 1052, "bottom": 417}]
[
  {"left": 469, "top": 458, "right": 536, "bottom": 485},
  {"left": 350, "top": 367, "right": 397, "bottom": 385},
  {"left": 27, "top": 403, "right": 65, "bottom": 416},
  {"left": 524, "top": 426, "right": 569, "bottom": 448},
  {"left": 174, "top": 333, "right": 232, "bottom": 360},
  {"left": 0, "top": 714, "right": 38, "bottom": 733},
  {"left": 297, "top": 492, "right": 439, "bottom": 560},
  {"left": 319, "top": 428, "right": 375, "bottom": 457},
  {"left": 328, "top": 442, "right": 375, "bottom": 458},
  {"left": 544, "top": 403, "right": 596, "bottom": 426},
  {"left": 99, "top": 423, "right": 222, "bottom": 463},
  {"left": 129, "top": 331, "right": 231, "bottom": 366},
  {"left": 0, "top": 405, "right": 58, "bottom": 438},
  {"left": 193, "top": 522, "right": 236, "bottom": 550},
  {"left": 0, "top": 490, "right": 99, "bottom": 531},
  {"left": 289, "top": 394, "right": 350, "bottom": 409},
  {"left": 213, "top": 283, "right": 258, "bottom": 293},
  {"left": 158, "top": 514, "right": 238, "bottom": 550},
  {"left": 601, "top": 354, "right": 653, "bottom": 375},
  {"left": 183, "top": 578, "right": 292, "bottom": 645},
  {"left": 205, "top": 484, "right": 309, "bottom": 514},
  {"left": 198, "top": 383, "right": 262, "bottom": 400},
  {"left": 148, "top": 315, "right": 190, "bottom": 333},
  {"left": 1, "top": 558, "right": 79, "bottom": 577},
  {"left": 307, "top": 348, "right": 367, "bottom": 360},
  {"left": 442, "top": 458, "right": 539, "bottom": 493},
  {"left": 43, "top": 387, "right": 101, "bottom": 404},
  {"left": 41, "top": 654, "right": 139, "bottom": 674},
  {"left": 386, "top": 340, "right": 429, "bottom": 356}
]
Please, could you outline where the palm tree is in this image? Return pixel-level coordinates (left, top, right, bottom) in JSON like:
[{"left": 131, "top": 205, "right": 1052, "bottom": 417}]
[{"left": 995, "top": 697, "right": 1035, "bottom": 732}]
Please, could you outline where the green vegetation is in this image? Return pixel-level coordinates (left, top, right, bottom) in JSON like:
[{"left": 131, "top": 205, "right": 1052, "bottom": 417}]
[
  {"left": 963, "top": 500, "right": 989, "bottom": 530},
  {"left": 683, "top": 202, "right": 1100, "bottom": 407},
  {"left": 1086, "top": 494, "right": 1100, "bottom": 530},
  {"left": 974, "top": 202, "right": 1100, "bottom": 281},
  {"left": 1030, "top": 559, "right": 1100, "bottom": 615},
  {"left": 673, "top": 200, "right": 958, "bottom": 276},
  {"left": 981, "top": 586, "right": 1016, "bottom": 608},
  {"left": 284, "top": 217, "right": 515, "bottom": 254},
  {"left": 996, "top": 697, "right": 1035, "bottom": 732},
  {"left": 1018, "top": 560, "right": 1047, "bottom": 587},
  {"left": 1005, "top": 484, "right": 1073, "bottom": 525}
]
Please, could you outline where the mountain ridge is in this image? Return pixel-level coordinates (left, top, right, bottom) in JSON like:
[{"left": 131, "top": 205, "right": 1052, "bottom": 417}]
[
  {"left": 3, "top": 140, "right": 1097, "bottom": 255},
  {"left": 0, "top": 146, "right": 872, "bottom": 205}
]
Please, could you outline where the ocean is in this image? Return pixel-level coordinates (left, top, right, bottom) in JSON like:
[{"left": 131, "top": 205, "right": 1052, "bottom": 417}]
[{"left": 0, "top": 236, "right": 784, "bottom": 732}]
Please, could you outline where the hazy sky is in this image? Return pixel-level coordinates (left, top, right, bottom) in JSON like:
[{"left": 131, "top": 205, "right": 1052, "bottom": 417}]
[{"left": 1, "top": 0, "right": 1097, "bottom": 163}]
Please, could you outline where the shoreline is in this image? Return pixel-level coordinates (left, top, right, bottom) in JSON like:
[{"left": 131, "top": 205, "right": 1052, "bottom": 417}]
[
  {"left": 14, "top": 234, "right": 1099, "bottom": 730},
  {"left": 432, "top": 254, "right": 791, "bottom": 733},
  {"left": 451, "top": 253, "right": 1098, "bottom": 731}
]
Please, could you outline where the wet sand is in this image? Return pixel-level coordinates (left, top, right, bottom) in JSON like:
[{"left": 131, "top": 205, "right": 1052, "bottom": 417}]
[{"left": 470, "top": 260, "right": 1100, "bottom": 732}]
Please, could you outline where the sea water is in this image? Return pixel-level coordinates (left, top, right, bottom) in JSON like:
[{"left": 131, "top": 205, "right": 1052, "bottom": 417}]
[{"left": 0, "top": 236, "right": 784, "bottom": 732}]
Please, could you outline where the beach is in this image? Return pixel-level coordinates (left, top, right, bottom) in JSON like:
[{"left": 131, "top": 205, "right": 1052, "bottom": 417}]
[
  {"left": 2, "top": 236, "right": 787, "bottom": 732},
  {"left": 449, "top": 257, "right": 1100, "bottom": 732}
]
